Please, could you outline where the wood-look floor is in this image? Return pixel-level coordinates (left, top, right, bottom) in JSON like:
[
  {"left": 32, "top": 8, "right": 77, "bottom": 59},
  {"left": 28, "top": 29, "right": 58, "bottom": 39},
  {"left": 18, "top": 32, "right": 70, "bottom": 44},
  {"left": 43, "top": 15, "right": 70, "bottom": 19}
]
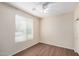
[{"left": 14, "top": 43, "right": 79, "bottom": 56}]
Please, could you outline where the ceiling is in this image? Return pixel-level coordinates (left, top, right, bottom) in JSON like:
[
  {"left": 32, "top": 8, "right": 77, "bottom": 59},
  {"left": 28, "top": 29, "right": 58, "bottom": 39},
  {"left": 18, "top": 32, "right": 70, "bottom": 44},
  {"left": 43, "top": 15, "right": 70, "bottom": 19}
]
[{"left": 7, "top": 2, "right": 77, "bottom": 18}]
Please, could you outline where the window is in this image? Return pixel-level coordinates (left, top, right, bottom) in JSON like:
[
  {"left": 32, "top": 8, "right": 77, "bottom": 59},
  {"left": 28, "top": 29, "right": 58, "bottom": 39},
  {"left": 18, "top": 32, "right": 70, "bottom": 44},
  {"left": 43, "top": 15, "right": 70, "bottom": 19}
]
[{"left": 15, "top": 15, "right": 33, "bottom": 43}]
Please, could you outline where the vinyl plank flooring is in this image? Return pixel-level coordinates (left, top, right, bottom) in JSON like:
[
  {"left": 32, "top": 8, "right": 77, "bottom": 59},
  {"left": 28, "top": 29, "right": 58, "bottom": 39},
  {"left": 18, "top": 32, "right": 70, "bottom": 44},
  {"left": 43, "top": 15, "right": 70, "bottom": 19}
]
[{"left": 14, "top": 43, "right": 79, "bottom": 56}]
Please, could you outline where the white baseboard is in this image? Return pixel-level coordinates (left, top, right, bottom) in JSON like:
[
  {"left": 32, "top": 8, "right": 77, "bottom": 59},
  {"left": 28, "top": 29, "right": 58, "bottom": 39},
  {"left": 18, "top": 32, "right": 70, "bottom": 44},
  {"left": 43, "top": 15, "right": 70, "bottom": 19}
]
[
  {"left": 40, "top": 41, "right": 74, "bottom": 50},
  {"left": 10, "top": 42, "right": 39, "bottom": 56}
]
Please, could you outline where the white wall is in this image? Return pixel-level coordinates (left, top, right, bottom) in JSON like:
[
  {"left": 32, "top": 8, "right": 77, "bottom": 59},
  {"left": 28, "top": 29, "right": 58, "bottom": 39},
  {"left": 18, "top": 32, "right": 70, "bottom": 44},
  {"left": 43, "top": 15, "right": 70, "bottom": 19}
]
[
  {"left": 74, "top": 3, "right": 79, "bottom": 54},
  {"left": 40, "top": 12, "right": 74, "bottom": 49},
  {"left": 0, "top": 3, "right": 40, "bottom": 56}
]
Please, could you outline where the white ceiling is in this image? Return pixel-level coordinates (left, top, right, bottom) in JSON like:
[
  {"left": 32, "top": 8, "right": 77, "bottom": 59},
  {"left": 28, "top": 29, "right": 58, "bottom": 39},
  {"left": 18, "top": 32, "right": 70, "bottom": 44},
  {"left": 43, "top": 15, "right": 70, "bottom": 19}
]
[{"left": 7, "top": 2, "right": 77, "bottom": 18}]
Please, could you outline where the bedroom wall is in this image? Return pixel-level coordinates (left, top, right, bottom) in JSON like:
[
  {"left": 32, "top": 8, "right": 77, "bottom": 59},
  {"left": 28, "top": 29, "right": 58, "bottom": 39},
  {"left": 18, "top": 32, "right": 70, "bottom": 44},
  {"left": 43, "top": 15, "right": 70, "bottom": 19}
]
[
  {"left": 0, "top": 3, "right": 40, "bottom": 55},
  {"left": 74, "top": 3, "right": 79, "bottom": 54},
  {"left": 40, "top": 12, "right": 74, "bottom": 49}
]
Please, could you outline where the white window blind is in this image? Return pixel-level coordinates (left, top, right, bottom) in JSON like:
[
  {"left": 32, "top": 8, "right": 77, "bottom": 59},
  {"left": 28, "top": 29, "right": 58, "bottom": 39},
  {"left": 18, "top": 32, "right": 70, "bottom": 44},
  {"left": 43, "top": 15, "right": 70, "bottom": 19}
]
[{"left": 15, "top": 15, "right": 33, "bottom": 43}]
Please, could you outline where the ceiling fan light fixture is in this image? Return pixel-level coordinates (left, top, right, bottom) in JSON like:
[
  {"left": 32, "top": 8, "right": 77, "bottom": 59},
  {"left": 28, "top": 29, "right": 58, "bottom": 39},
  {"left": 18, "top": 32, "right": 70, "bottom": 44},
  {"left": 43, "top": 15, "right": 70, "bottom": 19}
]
[{"left": 44, "top": 8, "right": 49, "bottom": 14}]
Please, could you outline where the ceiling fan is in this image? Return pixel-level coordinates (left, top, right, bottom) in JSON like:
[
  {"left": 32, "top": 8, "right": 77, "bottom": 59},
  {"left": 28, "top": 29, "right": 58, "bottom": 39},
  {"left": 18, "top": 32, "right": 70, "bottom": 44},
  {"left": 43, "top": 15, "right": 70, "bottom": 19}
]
[{"left": 32, "top": 2, "right": 56, "bottom": 14}]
